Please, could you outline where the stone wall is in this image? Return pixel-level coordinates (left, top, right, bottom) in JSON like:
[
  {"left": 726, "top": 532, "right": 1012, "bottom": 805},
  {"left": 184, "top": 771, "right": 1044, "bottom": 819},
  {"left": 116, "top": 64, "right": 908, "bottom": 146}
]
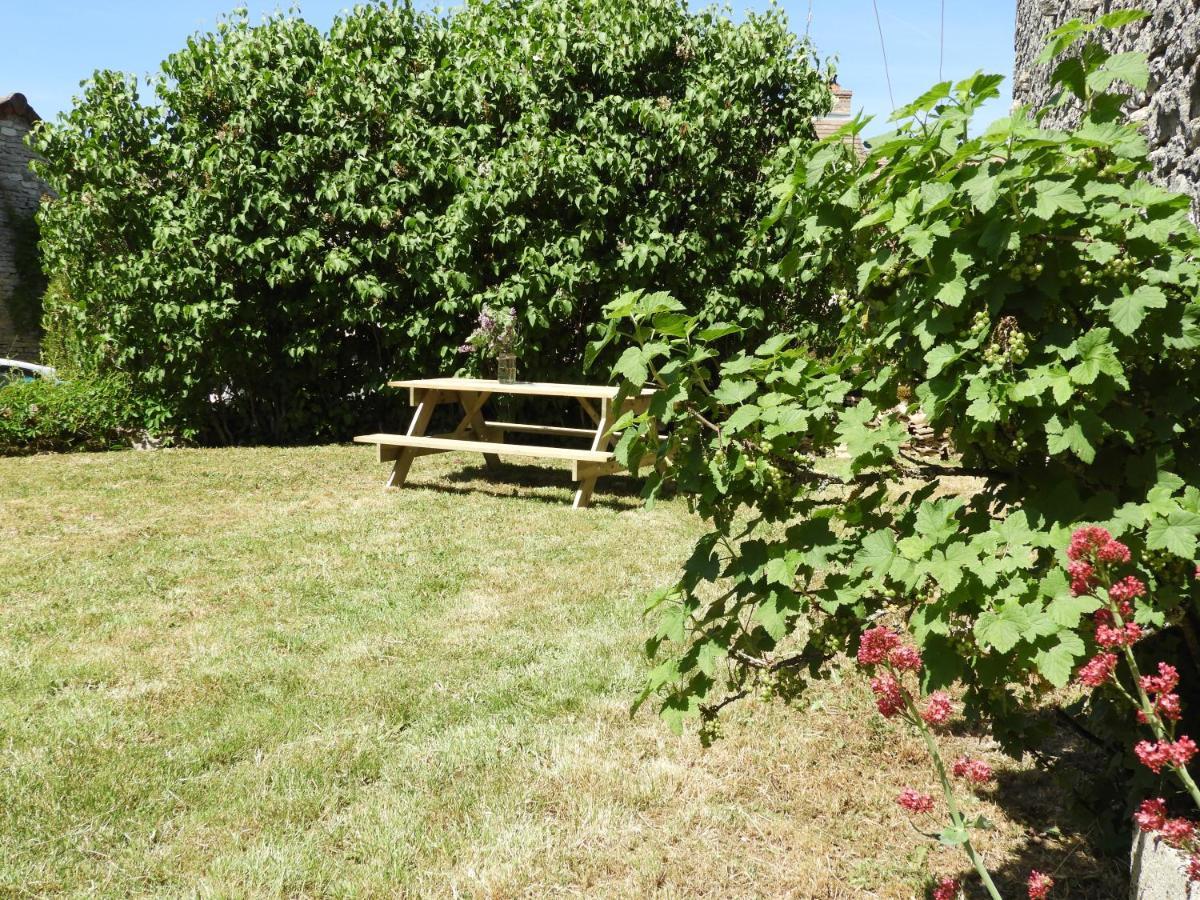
[
  {"left": 1013, "top": 0, "right": 1200, "bottom": 210},
  {"left": 0, "top": 93, "right": 48, "bottom": 361}
]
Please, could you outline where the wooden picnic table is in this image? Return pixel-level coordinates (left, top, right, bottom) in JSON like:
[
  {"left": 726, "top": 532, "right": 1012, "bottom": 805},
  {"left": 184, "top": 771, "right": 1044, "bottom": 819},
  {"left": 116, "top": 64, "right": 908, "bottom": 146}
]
[{"left": 354, "top": 377, "right": 656, "bottom": 509}]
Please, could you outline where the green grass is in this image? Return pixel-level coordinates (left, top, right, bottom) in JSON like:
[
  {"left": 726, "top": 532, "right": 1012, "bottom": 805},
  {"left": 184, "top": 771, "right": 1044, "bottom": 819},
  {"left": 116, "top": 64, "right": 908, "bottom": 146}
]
[{"left": 1, "top": 446, "right": 1123, "bottom": 897}]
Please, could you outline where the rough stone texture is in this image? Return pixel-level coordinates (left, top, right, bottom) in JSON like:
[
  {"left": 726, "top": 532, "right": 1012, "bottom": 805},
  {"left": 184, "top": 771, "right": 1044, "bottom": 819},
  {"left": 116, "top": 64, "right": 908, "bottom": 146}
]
[
  {"left": 1013, "top": 0, "right": 1200, "bottom": 211},
  {"left": 0, "top": 92, "right": 48, "bottom": 362},
  {"left": 1130, "top": 827, "right": 1198, "bottom": 899}
]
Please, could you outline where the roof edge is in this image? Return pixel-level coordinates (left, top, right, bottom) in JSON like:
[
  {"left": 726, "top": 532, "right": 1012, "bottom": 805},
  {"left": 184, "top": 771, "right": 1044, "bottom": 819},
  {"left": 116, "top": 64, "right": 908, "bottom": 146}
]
[{"left": 0, "top": 93, "right": 40, "bottom": 125}]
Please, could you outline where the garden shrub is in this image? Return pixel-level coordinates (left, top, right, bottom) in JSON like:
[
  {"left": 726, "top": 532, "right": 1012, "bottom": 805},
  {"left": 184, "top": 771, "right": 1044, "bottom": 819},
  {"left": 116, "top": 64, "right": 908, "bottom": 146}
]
[
  {"left": 0, "top": 373, "right": 139, "bottom": 455},
  {"left": 601, "top": 9, "right": 1200, "bottom": 770},
  {"left": 31, "top": 0, "right": 831, "bottom": 443}
]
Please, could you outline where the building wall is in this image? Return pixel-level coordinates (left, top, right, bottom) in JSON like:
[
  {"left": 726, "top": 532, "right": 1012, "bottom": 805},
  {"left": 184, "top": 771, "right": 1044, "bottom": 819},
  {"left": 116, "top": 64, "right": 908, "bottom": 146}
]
[
  {"left": 0, "top": 96, "right": 47, "bottom": 361},
  {"left": 813, "top": 83, "right": 865, "bottom": 155},
  {"left": 1013, "top": 0, "right": 1200, "bottom": 209}
]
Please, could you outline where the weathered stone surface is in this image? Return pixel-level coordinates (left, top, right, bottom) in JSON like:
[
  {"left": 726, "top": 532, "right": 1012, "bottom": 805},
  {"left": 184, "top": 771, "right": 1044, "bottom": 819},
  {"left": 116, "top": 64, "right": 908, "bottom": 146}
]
[
  {"left": 0, "top": 93, "right": 49, "bottom": 361},
  {"left": 1130, "top": 827, "right": 1198, "bottom": 899},
  {"left": 1013, "top": 0, "right": 1200, "bottom": 214}
]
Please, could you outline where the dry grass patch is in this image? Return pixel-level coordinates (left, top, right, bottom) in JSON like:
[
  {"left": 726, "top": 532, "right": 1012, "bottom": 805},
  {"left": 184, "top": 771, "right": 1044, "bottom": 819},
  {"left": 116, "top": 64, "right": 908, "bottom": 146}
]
[{"left": 0, "top": 446, "right": 1122, "bottom": 897}]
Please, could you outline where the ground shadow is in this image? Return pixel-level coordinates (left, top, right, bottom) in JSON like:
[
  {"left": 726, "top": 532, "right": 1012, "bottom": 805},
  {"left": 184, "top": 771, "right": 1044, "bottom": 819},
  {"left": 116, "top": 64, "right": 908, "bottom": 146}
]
[
  {"left": 410, "top": 461, "right": 653, "bottom": 511},
  {"left": 943, "top": 714, "right": 1131, "bottom": 898}
]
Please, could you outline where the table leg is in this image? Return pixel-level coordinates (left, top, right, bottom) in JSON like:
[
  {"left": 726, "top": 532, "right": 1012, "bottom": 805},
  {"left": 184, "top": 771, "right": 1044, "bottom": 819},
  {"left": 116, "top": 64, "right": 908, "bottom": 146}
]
[
  {"left": 454, "top": 391, "right": 500, "bottom": 470},
  {"left": 573, "top": 397, "right": 613, "bottom": 509},
  {"left": 387, "top": 389, "right": 440, "bottom": 488},
  {"left": 578, "top": 397, "right": 600, "bottom": 425}
]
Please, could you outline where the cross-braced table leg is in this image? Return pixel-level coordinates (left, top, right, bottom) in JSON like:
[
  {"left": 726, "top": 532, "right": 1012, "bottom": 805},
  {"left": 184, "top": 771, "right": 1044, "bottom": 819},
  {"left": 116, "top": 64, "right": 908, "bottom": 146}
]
[
  {"left": 573, "top": 396, "right": 613, "bottom": 509},
  {"left": 386, "top": 389, "right": 440, "bottom": 488},
  {"left": 448, "top": 390, "right": 501, "bottom": 470}
]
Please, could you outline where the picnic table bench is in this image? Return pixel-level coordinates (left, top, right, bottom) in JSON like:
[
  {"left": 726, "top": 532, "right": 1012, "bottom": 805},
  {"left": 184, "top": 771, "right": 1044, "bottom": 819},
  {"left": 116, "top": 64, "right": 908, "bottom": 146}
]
[{"left": 354, "top": 377, "right": 656, "bottom": 509}]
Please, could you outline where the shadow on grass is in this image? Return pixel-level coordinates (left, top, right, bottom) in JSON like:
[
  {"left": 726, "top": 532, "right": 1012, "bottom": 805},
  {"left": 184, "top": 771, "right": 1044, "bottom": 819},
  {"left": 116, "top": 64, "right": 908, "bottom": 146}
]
[
  {"left": 945, "top": 718, "right": 1131, "bottom": 898},
  {"left": 412, "top": 461, "right": 652, "bottom": 512}
]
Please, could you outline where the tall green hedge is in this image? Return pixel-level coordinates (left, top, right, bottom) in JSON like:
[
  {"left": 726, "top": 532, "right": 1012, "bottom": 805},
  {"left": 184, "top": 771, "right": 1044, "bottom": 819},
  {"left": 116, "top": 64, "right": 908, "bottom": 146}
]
[{"left": 32, "top": 0, "right": 830, "bottom": 443}]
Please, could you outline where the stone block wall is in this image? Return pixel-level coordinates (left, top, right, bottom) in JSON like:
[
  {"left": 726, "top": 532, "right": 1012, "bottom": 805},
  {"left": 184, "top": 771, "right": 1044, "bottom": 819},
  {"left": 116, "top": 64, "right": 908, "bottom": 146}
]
[
  {"left": 0, "top": 93, "right": 48, "bottom": 362},
  {"left": 1013, "top": 0, "right": 1200, "bottom": 211}
]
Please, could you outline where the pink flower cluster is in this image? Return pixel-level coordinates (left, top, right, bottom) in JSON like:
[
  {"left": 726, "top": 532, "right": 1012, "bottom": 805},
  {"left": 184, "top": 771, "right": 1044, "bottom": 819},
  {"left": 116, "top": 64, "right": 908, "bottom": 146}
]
[
  {"left": 857, "top": 626, "right": 922, "bottom": 669},
  {"left": 890, "top": 645, "right": 923, "bottom": 672},
  {"left": 1135, "top": 798, "right": 1199, "bottom": 854},
  {"left": 952, "top": 756, "right": 993, "bottom": 784},
  {"left": 1136, "top": 799, "right": 1200, "bottom": 882},
  {"left": 1067, "top": 560, "right": 1098, "bottom": 596},
  {"left": 1136, "top": 663, "right": 1184, "bottom": 724},
  {"left": 1135, "top": 798, "right": 1167, "bottom": 831},
  {"left": 1137, "top": 695, "right": 1184, "bottom": 725},
  {"left": 1066, "top": 526, "right": 1131, "bottom": 594},
  {"left": 920, "top": 691, "right": 954, "bottom": 727},
  {"left": 856, "top": 626, "right": 900, "bottom": 665},
  {"left": 1027, "top": 869, "right": 1054, "bottom": 899},
  {"left": 932, "top": 877, "right": 960, "bottom": 900},
  {"left": 897, "top": 788, "right": 934, "bottom": 813},
  {"left": 858, "top": 627, "right": 939, "bottom": 721},
  {"left": 1076, "top": 652, "right": 1117, "bottom": 688},
  {"left": 1162, "top": 818, "right": 1196, "bottom": 848},
  {"left": 870, "top": 671, "right": 905, "bottom": 718},
  {"left": 1135, "top": 736, "right": 1198, "bottom": 774},
  {"left": 1109, "top": 575, "right": 1146, "bottom": 603},
  {"left": 1141, "top": 662, "right": 1181, "bottom": 696},
  {"left": 1068, "top": 525, "right": 1130, "bottom": 565},
  {"left": 1094, "top": 620, "right": 1144, "bottom": 648}
]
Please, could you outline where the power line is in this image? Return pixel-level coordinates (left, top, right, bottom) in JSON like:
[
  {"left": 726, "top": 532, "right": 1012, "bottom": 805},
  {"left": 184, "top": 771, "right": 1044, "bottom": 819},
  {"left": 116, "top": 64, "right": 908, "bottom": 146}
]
[
  {"left": 939, "top": 0, "right": 945, "bottom": 82},
  {"left": 871, "top": 0, "right": 895, "bottom": 112}
]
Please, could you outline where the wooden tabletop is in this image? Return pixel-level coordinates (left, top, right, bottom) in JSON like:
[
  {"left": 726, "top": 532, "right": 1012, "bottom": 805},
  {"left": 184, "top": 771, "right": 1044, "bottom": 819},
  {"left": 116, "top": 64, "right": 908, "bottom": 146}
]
[{"left": 389, "top": 377, "right": 654, "bottom": 400}]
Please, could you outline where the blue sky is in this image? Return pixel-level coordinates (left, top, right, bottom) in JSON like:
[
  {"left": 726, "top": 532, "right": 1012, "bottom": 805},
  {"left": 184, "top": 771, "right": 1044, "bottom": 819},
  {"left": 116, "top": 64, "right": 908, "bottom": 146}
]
[{"left": 2, "top": 1, "right": 1016, "bottom": 131}]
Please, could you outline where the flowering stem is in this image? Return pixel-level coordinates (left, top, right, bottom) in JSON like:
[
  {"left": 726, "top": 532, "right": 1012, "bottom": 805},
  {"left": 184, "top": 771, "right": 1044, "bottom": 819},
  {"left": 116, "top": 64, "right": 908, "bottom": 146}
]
[
  {"left": 911, "top": 700, "right": 1003, "bottom": 900},
  {"left": 1177, "top": 766, "right": 1200, "bottom": 815},
  {"left": 1114, "top": 611, "right": 1200, "bottom": 812}
]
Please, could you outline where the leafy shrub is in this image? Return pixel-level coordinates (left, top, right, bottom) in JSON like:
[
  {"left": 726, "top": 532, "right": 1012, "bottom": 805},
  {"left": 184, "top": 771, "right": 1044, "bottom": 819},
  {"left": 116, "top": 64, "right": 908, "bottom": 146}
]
[
  {"left": 864, "top": 530, "right": 1200, "bottom": 896},
  {"left": 0, "top": 373, "right": 139, "bottom": 454},
  {"left": 600, "top": 9, "right": 1200, "bottom": 765},
  {"left": 32, "top": 0, "right": 831, "bottom": 443}
]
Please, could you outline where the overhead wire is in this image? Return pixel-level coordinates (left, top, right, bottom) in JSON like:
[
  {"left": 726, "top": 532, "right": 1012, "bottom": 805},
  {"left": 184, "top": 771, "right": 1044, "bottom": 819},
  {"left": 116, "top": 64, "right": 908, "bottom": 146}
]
[
  {"left": 939, "top": 0, "right": 945, "bottom": 81},
  {"left": 871, "top": 0, "right": 896, "bottom": 112}
]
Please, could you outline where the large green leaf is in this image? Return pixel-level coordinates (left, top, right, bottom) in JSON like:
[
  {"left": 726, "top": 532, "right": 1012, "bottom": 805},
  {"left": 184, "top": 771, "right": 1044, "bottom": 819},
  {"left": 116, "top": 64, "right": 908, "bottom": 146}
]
[
  {"left": 1146, "top": 510, "right": 1200, "bottom": 557},
  {"left": 1035, "top": 632, "right": 1086, "bottom": 688},
  {"left": 1108, "top": 285, "right": 1167, "bottom": 336},
  {"left": 975, "top": 602, "right": 1033, "bottom": 653},
  {"left": 1086, "top": 51, "right": 1149, "bottom": 93},
  {"left": 1032, "top": 179, "right": 1085, "bottom": 219}
]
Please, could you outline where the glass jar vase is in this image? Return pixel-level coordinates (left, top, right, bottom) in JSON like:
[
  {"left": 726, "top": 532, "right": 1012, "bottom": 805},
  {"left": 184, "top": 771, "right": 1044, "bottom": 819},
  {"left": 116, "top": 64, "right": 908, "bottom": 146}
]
[{"left": 497, "top": 352, "right": 517, "bottom": 385}]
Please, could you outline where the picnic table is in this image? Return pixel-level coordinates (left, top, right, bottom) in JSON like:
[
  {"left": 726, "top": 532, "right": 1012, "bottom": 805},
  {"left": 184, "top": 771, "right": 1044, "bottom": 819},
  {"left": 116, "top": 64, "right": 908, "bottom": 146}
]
[{"left": 354, "top": 377, "right": 656, "bottom": 509}]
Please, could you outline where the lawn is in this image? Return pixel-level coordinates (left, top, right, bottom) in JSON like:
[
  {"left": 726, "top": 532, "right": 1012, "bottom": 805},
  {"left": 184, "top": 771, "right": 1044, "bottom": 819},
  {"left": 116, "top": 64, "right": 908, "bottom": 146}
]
[{"left": 1, "top": 446, "right": 1124, "bottom": 897}]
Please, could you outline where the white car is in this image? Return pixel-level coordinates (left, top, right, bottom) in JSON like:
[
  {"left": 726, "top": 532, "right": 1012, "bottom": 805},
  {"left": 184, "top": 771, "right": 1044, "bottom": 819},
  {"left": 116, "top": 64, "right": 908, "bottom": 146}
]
[{"left": 0, "top": 358, "right": 56, "bottom": 381}]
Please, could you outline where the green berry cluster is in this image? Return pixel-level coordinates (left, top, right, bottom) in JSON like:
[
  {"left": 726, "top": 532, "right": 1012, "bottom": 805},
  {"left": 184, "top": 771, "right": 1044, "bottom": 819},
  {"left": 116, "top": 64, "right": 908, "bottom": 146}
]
[
  {"left": 757, "top": 666, "right": 804, "bottom": 703},
  {"left": 1143, "top": 548, "right": 1193, "bottom": 585},
  {"left": 875, "top": 262, "right": 912, "bottom": 291},
  {"left": 698, "top": 710, "right": 724, "bottom": 746},
  {"left": 983, "top": 316, "right": 1029, "bottom": 367},
  {"left": 970, "top": 309, "right": 990, "bottom": 338},
  {"left": 1009, "top": 244, "right": 1044, "bottom": 280},
  {"left": 1073, "top": 252, "right": 1136, "bottom": 286}
]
